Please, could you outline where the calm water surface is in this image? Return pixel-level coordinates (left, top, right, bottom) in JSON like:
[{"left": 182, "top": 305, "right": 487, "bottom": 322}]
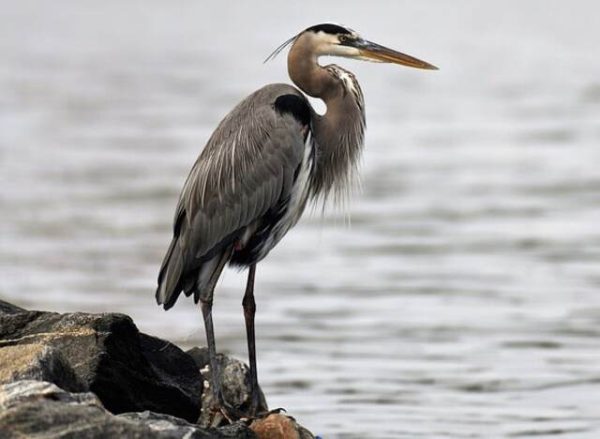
[{"left": 2, "top": 1, "right": 600, "bottom": 437}]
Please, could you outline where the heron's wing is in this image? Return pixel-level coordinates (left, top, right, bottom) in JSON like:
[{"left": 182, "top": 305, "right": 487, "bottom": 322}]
[{"left": 157, "top": 85, "right": 310, "bottom": 309}]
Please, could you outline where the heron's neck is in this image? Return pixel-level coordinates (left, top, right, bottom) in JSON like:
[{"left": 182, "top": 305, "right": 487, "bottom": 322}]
[
  {"left": 288, "top": 44, "right": 335, "bottom": 99},
  {"left": 288, "top": 45, "right": 366, "bottom": 201}
]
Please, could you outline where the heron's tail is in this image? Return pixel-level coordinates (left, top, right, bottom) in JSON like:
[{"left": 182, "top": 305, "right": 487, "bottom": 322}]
[
  {"left": 156, "top": 236, "right": 231, "bottom": 310},
  {"left": 156, "top": 237, "right": 186, "bottom": 310}
]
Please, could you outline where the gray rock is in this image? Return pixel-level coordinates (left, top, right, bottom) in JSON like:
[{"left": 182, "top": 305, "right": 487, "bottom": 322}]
[
  {"left": 0, "top": 306, "right": 202, "bottom": 422},
  {"left": 187, "top": 347, "right": 268, "bottom": 427},
  {"left": 0, "top": 302, "right": 314, "bottom": 438},
  {"left": 0, "top": 381, "right": 256, "bottom": 439},
  {"left": 0, "top": 380, "right": 101, "bottom": 411},
  {"left": 0, "top": 344, "right": 84, "bottom": 392},
  {"left": 0, "top": 300, "right": 25, "bottom": 315},
  {"left": 120, "top": 411, "right": 257, "bottom": 438}
]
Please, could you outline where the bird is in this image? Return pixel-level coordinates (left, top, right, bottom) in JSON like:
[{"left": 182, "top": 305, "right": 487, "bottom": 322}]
[{"left": 156, "top": 23, "right": 437, "bottom": 420}]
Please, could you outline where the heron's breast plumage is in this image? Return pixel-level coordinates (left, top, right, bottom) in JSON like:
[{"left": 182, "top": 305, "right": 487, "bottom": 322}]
[
  {"left": 229, "top": 98, "right": 316, "bottom": 266},
  {"left": 244, "top": 131, "right": 315, "bottom": 263}
]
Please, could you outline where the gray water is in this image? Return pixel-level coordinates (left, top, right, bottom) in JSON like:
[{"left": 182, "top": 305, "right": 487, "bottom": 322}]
[{"left": 2, "top": 1, "right": 600, "bottom": 437}]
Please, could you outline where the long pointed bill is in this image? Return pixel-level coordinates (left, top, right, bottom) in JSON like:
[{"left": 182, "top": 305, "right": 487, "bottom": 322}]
[{"left": 353, "top": 39, "right": 438, "bottom": 70}]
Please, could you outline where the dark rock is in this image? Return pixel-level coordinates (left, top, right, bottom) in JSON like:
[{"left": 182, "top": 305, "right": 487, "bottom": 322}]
[
  {"left": 0, "top": 300, "right": 25, "bottom": 315},
  {"left": 0, "top": 380, "right": 101, "bottom": 411},
  {"left": 1, "top": 401, "right": 159, "bottom": 439},
  {"left": 0, "top": 380, "right": 150, "bottom": 439},
  {"left": 120, "top": 412, "right": 257, "bottom": 439},
  {"left": 187, "top": 347, "right": 268, "bottom": 427},
  {"left": 0, "top": 380, "right": 256, "bottom": 439},
  {"left": 0, "top": 302, "right": 314, "bottom": 438},
  {"left": 0, "top": 307, "right": 202, "bottom": 422}
]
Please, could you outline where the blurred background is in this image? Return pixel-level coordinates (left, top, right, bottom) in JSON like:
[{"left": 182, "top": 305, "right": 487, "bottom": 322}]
[{"left": 2, "top": 1, "right": 600, "bottom": 437}]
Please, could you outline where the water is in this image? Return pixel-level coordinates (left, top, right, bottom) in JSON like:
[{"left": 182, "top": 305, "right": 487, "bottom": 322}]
[{"left": 2, "top": 1, "right": 600, "bottom": 437}]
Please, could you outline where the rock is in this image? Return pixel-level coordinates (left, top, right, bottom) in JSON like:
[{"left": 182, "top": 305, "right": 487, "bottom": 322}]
[
  {"left": 0, "top": 343, "right": 84, "bottom": 392},
  {"left": 0, "top": 305, "right": 202, "bottom": 422},
  {"left": 120, "top": 412, "right": 256, "bottom": 439},
  {"left": 0, "top": 380, "right": 256, "bottom": 439},
  {"left": 250, "top": 413, "right": 316, "bottom": 439},
  {"left": 0, "top": 380, "right": 148, "bottom": 439},
  {"left": 0, "top": 301, "right": 314, "bottom": 438},
  {"left": 0, "top": 380, "right": 101, "bottom": 411},
  {"left": 0, "top": 300, "right": 25, "bottom": 315},
  {"left": 187, "top": 347, "right": 268, "bottom": 427}
]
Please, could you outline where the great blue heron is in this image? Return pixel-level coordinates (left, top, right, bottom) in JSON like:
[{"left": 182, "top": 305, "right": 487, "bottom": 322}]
[{"left": 156, "top": 23, "right": 436, "bottom": 419}]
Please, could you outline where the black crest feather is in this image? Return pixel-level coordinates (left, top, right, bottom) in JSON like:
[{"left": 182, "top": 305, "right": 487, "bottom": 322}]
[{"left": 305, "top": 23, "right": 352, "bottom": 35}]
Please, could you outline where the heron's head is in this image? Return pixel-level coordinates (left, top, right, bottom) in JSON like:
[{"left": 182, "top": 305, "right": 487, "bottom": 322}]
[{"left": 266, "top": 23, "right": 437, "bottom": 70}]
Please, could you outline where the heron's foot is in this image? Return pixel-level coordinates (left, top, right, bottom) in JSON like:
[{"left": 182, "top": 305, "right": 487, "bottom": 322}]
[
  {"left": 207, "top": 394, "right": 246, "bottom": 426},
  {"left": 242, "top": 406, "right": 287, "bottom": 423},
  {"left": 244, "top": 388, "right": 264, "bottom": 419}
]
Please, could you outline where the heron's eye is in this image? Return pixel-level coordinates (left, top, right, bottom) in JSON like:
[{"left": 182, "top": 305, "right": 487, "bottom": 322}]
[{"left": 338, "top": 35, "right": 349, "bottom": 44}]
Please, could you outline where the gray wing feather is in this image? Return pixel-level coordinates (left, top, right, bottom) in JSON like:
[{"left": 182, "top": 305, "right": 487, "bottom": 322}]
[{"left": 157, "top": 84, "right": 308, "bottom": 308}]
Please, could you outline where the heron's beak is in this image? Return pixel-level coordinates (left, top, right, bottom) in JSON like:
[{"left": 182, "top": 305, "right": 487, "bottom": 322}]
[{"left": 349, "top": 39, "right": 438, "bottom": 70}]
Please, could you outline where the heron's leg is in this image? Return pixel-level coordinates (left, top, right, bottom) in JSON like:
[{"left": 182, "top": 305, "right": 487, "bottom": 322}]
[
  {"left": 242, "top": 263, "right": 260, "bottom": 415},
  {"left": 200, "top": 297, "right": 222, "bottom": 401},
  {"left": 198, "top": 249, "right": 242, "bottom": 422}
]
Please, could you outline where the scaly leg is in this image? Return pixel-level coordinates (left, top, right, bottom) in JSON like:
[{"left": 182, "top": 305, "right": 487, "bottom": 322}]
[
  {"left": 242, "top": 263, "right": 260, "bottom": 416},
  {"left": 200, "top": 298, "right": 221, "bottom": 403},
  {"left": 198, "top": 249, "right": 241, "bottom": 423}
]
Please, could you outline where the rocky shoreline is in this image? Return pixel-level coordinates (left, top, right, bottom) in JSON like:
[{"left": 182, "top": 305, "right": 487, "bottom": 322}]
[{"left": 0, "top": 300, "right": 315, "bottom": 438}]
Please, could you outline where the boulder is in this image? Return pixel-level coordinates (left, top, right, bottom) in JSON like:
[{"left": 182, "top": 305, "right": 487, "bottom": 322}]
[
  {"left": 187, "top": 347, "right": 268, "bottom": 427},
  {"left": 0, "top": 301, "right": 25, "bottom": 315},
  {"left": 0, "top": 380, "right": 255, "bottom": 439},
  {"left": 187, "top": 349, "right": 316, "bottom": 438},
  {"left": 120, "top": 411, "right": 256, "bottom": 439},
  {"left": 0, "top": 301, "right": 315, "bottom": 439},
  {"left": 0, "top": 343, "right": 83, "bottom": 392},
  {"left": 0, "top": 300, "right": 202, "bottom": 422}
]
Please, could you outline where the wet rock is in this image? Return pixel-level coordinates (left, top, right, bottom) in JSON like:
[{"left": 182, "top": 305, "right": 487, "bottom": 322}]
[
  {"left": 0, "top": 380, "right": 255, "bottom": 439},
  {"left": 0, "top": 303, "right": 202, "bottom": 422},
  {"left": 187, "top": 346, "right": 268, "bottom": 427}
]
